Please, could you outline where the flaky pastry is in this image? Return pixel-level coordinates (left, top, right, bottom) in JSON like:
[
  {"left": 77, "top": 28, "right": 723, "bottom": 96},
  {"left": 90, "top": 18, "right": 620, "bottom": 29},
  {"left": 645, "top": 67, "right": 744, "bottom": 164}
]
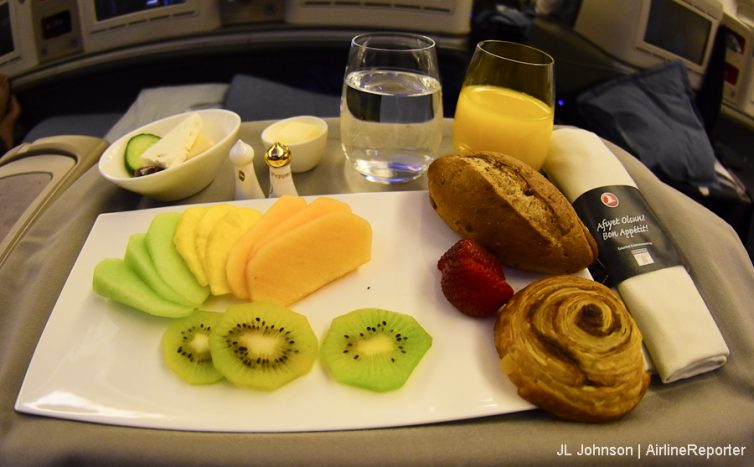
[{"left": 494, "top": 275, "right": 649, "bottom": 422}]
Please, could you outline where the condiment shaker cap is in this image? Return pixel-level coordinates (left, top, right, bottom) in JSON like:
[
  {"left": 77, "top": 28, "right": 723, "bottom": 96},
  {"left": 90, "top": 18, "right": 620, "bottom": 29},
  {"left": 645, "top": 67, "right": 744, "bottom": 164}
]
[{"left": 264, "top": 142, "right": 292, "bottom": 168}]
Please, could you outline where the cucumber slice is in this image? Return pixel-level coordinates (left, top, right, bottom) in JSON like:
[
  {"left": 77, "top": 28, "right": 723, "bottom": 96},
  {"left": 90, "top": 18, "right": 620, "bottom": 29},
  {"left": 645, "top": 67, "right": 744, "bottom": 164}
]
[{"left": 124, "top": 133, "right": 161, "bottom": 174}]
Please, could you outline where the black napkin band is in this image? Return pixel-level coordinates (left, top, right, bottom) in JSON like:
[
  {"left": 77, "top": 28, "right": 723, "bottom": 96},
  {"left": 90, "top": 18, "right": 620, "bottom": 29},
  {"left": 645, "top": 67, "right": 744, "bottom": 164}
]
[{"left": 573, "top": 185, "right": 683, "bottom": 286}]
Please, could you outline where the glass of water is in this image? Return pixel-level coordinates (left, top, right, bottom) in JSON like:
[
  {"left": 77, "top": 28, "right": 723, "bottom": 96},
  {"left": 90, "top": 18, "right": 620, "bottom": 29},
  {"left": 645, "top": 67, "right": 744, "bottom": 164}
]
[{"left": 340, "top": 32, "right": 443, "bottom": 184}]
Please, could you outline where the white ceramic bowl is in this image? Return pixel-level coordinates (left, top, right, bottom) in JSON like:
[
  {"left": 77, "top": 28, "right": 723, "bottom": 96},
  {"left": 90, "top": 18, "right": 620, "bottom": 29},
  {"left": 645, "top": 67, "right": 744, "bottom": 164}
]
[
  {"left": 98, "top": 109, "right": 241, "bottom": 201},
  {"left": 261, "top": 116, "right": 328, "bottom": 173}
]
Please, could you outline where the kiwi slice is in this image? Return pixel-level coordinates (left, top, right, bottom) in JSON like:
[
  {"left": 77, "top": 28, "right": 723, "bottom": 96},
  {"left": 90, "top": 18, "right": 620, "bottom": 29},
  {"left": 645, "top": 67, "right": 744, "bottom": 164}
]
[
  {"left": 209, "top": 302, "right": 318, "bottom": 391},
  {"left": 161, "top": 310, "right": 223, "bottom": 385},
  {"left": 320, "top": 308, "right": 432, "bottom": 392}
]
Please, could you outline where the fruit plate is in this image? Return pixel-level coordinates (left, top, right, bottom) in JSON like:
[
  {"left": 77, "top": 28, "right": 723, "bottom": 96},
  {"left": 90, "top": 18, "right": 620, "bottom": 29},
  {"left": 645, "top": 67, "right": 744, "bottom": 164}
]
[{"left": 15, "top": 191, "right": 591, "bottom": 432}]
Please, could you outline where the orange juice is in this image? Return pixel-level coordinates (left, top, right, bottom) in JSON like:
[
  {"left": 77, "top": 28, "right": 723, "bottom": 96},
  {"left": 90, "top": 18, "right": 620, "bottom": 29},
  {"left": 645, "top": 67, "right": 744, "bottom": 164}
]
[{"left": 453, "top": 85, "right": 554, "bottom": 170}]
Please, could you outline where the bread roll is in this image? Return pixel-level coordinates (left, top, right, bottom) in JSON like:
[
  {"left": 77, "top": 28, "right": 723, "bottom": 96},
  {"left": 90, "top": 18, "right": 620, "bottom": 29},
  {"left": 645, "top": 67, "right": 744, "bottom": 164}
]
[
  {"left": 494, "top": 275, "right": 650, "bottom": 422},
  {"left": 427, "top": 152, "right": 597, "bottom": 274}
]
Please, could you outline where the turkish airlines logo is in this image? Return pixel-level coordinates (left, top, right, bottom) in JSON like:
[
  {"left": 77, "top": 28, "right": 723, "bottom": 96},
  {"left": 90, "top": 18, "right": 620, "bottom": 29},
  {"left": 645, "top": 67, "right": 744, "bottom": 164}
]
[{"left": 600, "top": 192, "right": 619, "bottom": 208}]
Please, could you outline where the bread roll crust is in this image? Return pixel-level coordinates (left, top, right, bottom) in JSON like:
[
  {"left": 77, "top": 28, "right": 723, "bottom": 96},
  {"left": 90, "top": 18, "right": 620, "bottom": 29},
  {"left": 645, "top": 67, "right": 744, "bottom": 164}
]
[
  {"left": 494, "top": 275, "right": 650, "bottom": 422},
  {"left": 427, "top": 152, "right": 597, "bottom": 274}
]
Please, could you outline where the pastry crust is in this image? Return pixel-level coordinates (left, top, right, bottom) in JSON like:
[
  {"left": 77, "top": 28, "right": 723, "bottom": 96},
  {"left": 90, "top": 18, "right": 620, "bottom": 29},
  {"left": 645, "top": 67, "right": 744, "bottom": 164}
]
[
  {"left": 494, "top": 275, "right": 649, "bottom": 422},
  {"left": 427, "top": 152, "right": 598, "bottom": 275}
]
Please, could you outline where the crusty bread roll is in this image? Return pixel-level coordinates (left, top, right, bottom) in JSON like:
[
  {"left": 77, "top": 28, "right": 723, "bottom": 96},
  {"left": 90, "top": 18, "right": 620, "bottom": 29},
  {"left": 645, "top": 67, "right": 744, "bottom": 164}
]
[
  {"left": 494, "top": 275, "right": 650, "bottom": 422},
  {"left": 427, "top": 152, "right": 597, "bottom": 274}
]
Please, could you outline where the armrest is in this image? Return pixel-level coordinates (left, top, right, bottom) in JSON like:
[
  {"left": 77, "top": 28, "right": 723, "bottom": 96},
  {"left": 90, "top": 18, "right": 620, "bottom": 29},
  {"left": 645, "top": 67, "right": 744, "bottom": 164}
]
[{"left": 0, "top": 135, "right": 108, "bottom": 266}]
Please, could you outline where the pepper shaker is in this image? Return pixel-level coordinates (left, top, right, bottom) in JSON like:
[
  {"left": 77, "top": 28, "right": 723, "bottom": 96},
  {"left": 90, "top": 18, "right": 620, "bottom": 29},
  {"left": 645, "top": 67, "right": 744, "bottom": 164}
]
[{"left": 265, "top": 141, "right": 298, "bottom": 197}]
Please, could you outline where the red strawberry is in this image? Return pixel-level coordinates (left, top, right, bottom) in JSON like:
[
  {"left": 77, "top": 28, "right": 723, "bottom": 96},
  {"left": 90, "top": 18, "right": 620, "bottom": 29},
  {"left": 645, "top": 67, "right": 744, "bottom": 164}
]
[
  {"left": 437, "top": 238, "right": 504, "bottom": 276},
  {"left": 438, "top": 239, "right": 514, "bottom": 318}
]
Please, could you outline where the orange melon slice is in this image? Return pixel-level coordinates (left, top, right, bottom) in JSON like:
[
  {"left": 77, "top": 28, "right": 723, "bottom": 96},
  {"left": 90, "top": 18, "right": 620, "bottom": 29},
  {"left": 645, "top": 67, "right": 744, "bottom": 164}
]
[
  {"left": 245, "top": 210, "right": 372, "bottom": 306},
  {"left": 246, "top": 196, "right": 352, "bottom": 260},
  {"left": 226, "top": 195, "right": 307, "bottom": 299}
]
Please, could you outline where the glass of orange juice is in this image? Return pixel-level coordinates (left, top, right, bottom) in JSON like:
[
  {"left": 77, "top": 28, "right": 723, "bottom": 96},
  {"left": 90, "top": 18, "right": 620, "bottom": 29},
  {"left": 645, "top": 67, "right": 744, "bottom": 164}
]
[{"left": 453, "top": 40, "right": 555, "bottom": 170}]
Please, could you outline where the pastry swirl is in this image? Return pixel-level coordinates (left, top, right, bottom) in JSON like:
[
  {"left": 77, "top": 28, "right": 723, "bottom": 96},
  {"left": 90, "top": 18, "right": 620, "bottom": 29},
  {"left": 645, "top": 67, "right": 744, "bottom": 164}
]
[{"left": 494, "top": 275, "right": 649, "bottom": 422}]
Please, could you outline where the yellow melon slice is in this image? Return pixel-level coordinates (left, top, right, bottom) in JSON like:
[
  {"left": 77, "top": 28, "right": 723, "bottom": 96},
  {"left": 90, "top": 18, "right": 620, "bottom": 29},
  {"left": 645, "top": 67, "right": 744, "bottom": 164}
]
[
  {"left": 195, "top": 204, "right": 234, "bottom": 273},
  {"left": 174, "top": 206, "right": 209, "bottom": 286},
  {"left": 205, "top": 207, "right": 262, "bottom": 296},
  {"left": 246, "top": 210, "right": 372, "bottom": 305},
  {"left": 226, "top": 195, "right": 307, "bottom": 299}
]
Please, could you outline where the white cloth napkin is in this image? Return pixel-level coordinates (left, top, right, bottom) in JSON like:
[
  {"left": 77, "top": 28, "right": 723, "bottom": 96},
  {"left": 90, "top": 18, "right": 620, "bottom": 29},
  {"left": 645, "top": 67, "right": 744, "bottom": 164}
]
[{"left": 544, "top": 128, "right": 729, "bottom": 383}]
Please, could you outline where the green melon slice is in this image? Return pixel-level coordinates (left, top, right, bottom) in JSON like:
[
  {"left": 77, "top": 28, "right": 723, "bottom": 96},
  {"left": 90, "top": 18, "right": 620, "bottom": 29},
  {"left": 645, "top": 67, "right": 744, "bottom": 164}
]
[
  {"left": 124, "top": 233, "right": 197, "bottom": 307},
  {"left": 146, "top": 212, "right": 210, "bottom": 306},
  {"left": 93, "top": 258, "right": 195, "bottom": 318}
]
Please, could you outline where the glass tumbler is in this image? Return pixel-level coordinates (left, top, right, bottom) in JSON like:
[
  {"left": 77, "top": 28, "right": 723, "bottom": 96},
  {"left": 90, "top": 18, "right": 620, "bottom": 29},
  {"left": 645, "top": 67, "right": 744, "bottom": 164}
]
[
  {"left": 453, "top": 40, "right": 555, "bottom": 170},
  {"left": 340, "top": 32, "right": 443, "bottom": 184}
]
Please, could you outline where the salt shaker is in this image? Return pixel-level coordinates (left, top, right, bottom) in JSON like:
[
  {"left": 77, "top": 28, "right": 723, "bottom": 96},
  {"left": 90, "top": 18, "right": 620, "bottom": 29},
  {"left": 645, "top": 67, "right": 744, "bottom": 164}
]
[
  {"left": 229, "top": 139, "right": 265, "bottom": 200},
  {"left": 265, "top": 142, "right": 298, "bottom": 197}
]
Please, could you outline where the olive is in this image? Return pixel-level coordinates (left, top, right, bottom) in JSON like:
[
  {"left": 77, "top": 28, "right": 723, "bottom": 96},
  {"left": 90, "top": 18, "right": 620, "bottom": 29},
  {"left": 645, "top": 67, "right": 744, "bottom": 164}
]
[{"left": 134, "top": 165, "right": 164, "bottom": 177}]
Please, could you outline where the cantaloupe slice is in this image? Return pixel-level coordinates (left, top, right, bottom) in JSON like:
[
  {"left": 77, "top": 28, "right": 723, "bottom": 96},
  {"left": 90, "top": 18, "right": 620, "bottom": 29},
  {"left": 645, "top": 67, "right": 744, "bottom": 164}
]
[
  {"left": 205, "top": 207, "right": 262, "bottom": 296},
  {"left": 225, "top": 197, "right": 350, "bottom": 299},
  {"left": 124, "top": 233, "right": 196, "bottom": 306},
  {"left": 194, "top": 204, "right": 235, "bottom": 273},
  {"left": 245, "top": 210, "right": 372, "bottom": 305},
  {"left": 174, "top": 206, "right": 209, "bottom": 286},
  {"left": 93, "top": 258, "right": 195, "bottom": 318},
  {"left": 246, "top": 196, "right": 352, "bottom": 260},
  {"left": 146, "top": 212, "right": 210, "bottom": 306},
  {"left": 226, "top": 195, "right": 307, "bottom": 299}
]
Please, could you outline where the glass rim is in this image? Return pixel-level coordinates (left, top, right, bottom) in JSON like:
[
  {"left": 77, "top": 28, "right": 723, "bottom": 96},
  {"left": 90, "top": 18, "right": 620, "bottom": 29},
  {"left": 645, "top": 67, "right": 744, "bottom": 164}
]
[
  {"left": 351, "top": 32, "right": 436, "bottom": 52},
  {"left": 476, "top": 40, "right": 554, "bottom": 67}
]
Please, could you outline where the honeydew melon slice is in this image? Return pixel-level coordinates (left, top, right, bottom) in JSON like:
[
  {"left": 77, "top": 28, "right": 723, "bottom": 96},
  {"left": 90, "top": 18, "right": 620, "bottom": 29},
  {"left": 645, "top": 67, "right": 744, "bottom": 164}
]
[
  {"left": 226, "top": 195, "right": 307, "bottom": 300},
  {"left": 205, "top": 207, "right": 262, "bottom": 296},
  {"left": 93, "top": 258, "right": 195, "bottom": 318},
  {"left": 146, "top": 212, "right": 210, "bottom": 306},
  {"left": 246, "top": 210, "right": 372, "bottom": 306},
  {"left": 124, "top": 233, "right": 197, "bottom": 307},
  {"left": 174, "top": 206, "right": 210, "bottom": 287}
]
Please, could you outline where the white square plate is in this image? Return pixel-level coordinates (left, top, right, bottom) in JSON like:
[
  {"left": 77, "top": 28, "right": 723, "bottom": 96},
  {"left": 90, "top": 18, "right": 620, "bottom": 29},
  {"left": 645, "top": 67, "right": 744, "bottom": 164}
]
[{"left": 16, "top": 191, "right": 589, "bottom": 432}]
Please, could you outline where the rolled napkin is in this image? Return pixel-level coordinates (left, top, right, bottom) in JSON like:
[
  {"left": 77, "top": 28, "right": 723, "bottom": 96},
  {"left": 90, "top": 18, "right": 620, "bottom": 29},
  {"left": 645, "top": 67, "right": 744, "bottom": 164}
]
[{"left": 543, "top": 128, "right": 729, "bottom": 383}]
